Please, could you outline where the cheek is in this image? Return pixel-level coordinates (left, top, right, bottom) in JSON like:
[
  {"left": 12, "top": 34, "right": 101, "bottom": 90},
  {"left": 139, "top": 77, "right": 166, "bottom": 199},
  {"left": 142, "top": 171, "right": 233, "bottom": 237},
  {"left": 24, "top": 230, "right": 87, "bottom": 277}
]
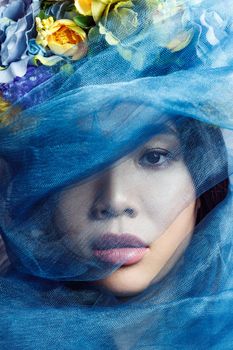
[
  {"left": 152, "top": 200, "right": 197, "bottom": 253},
  {"left": 145, "top": 200, "right": 197, "bottom": 283},
  {"left": 54, "top": 184, "right": 94, "bottom": 233},
  {"left": 138, "top": 163, "right": 196, "bottom": 230}
]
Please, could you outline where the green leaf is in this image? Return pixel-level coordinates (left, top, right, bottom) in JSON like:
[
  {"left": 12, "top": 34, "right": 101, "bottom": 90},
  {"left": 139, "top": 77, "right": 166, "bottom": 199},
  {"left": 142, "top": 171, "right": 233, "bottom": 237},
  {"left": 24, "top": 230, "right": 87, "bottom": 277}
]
[
  {"left": 38, "top": 10, "right": 47, "bottom": 20},
  {"left": 73, "top": 15, "right": 95, "bottom": 29}
]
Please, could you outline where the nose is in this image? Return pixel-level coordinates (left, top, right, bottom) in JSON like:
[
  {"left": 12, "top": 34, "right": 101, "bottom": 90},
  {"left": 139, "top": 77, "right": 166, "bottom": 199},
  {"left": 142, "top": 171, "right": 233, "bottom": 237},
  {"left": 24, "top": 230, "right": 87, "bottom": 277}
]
[{"left": 89, "top": 160, "right": 138, "bottom": 220}]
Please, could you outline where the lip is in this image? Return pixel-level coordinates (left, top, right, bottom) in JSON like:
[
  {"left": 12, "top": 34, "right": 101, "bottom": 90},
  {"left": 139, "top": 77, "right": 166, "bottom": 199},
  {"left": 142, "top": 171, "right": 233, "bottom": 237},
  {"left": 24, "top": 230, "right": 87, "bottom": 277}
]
[
  {"left": 92, "top": 233, "right": 149, "bottom": 266},
  {"left": 93, "top": 247, "right": 150, "bottom": 266},
  {"left": 92, "top": 233, "right": 148, "bottom": 250}
]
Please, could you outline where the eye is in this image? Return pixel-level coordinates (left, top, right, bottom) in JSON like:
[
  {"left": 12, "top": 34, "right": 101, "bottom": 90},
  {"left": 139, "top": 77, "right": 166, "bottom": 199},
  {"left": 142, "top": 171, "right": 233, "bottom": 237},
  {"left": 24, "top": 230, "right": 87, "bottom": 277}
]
[{"left": 138, "top": 148, "right": 172, "bottom": 168}]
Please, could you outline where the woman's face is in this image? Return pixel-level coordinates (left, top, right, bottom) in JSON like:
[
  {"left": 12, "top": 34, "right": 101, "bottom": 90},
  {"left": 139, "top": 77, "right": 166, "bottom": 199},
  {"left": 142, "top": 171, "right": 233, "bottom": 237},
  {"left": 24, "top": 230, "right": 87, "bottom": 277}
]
[{"left": 55, "top": 126, "right": 198, "bottom": 296}]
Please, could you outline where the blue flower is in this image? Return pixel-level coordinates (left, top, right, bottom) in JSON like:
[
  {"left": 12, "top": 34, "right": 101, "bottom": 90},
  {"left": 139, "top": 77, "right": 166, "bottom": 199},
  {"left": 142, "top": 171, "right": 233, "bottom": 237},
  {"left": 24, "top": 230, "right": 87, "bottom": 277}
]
[
  {"left": 28, "top": 39, "right": 46, "bottom": 56},
  {"left": 0, "top": 0, "right": 40, "bottom": 83},
  {"left": 0, "top": 66, "right": 53, "bottom": 103}
]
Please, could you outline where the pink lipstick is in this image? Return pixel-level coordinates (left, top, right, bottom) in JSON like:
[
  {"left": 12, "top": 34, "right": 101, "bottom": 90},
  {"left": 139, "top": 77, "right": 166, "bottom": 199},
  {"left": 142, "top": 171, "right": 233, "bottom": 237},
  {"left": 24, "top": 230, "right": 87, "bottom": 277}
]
[
  {"left": 92, "top": 233, "right": 149, "bottom": 266},
  {"left": 93, "top": 247, "right": 149, "bottom": 265}
]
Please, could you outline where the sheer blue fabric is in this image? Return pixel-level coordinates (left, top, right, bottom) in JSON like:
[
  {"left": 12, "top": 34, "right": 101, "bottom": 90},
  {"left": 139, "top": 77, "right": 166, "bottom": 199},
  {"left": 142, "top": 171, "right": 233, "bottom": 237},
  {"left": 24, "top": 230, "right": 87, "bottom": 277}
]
[{"left": 1, "top": 0, "right": 233, "bottom": 348}]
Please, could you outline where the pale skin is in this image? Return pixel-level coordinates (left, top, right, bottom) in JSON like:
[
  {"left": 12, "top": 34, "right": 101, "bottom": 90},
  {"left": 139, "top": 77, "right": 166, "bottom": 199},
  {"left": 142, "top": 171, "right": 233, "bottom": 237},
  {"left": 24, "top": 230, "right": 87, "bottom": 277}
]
[
  {"left": 93, "top": 201, "right": 198, "bottom": 296},
  {"left": 55, "top": 127, "right": 200, "bottom": 296}
]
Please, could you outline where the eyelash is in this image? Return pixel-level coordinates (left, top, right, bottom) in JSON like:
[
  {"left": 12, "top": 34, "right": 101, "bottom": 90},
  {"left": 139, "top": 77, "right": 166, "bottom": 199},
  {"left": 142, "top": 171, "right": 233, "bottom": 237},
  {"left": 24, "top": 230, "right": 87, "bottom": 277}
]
[{"left": 138, "top": 148, "right": 176, "bottom": 169}]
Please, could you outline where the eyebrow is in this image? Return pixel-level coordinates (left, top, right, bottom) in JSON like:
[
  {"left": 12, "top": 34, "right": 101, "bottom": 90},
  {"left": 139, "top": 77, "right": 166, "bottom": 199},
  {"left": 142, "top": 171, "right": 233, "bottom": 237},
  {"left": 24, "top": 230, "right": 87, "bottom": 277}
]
[
  {"left": 158, "top": 123, "right": 178, "bottom": 136},
  {"left": 146, "top": 122, "right": 180, "bottom": 146},
  {"left": 143, "top": 123, "right": 178, "bottom": 140}
]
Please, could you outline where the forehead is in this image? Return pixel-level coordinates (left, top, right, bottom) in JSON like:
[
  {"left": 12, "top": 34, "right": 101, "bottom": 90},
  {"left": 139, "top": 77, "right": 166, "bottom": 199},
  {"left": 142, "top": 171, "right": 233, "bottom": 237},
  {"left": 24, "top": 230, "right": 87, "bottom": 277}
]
[{"left": 140, "top": 123, "right": 179, "bottom": 147}]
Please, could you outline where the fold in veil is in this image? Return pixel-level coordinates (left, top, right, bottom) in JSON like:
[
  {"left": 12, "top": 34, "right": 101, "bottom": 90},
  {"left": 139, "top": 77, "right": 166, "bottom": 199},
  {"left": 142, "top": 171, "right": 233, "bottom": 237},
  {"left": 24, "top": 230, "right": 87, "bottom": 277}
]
[{"left": 1, "top": 0, "right": 233, "bottom": 348}]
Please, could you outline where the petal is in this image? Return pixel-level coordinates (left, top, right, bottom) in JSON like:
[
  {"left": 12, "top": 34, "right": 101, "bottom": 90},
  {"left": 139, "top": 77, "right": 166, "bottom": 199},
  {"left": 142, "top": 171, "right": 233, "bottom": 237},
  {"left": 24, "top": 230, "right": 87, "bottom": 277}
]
[
  {"left": 92, "top": 0, "right": 108, "bottom": 23},
  {"left": 33, "top": 54, "right": 63, "bottom": 66},
  {"left": 0, "top": 57, "right": 29, "bottom": 83},
  {"left": 48, "top": 40, "right": 75, "bottom": 56}
]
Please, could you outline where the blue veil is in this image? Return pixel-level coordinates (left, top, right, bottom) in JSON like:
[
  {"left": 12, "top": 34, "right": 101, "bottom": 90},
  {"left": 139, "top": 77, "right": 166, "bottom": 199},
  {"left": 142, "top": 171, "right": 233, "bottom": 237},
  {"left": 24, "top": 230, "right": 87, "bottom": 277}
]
[{"left": 1, "top": 0, "right": 233, "bottom": 348}]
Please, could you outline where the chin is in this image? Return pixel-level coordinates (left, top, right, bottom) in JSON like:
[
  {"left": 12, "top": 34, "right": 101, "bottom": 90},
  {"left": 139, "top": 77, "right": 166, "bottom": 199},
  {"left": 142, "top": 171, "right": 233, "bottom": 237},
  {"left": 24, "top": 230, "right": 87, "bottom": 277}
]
[{"left": 95, "top": 266, "right": 152, "bottom": 297}]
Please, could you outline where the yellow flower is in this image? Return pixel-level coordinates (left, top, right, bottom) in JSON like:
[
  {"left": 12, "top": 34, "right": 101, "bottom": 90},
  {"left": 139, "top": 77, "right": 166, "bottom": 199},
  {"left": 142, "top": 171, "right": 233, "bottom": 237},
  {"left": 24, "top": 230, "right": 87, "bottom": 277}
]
[
  {"left": 36, "top": 17, "right": 87, "bottom": 60},
  {"left": 167, "top": 29, "right": 194, "bottom": 52},
  {"left": 75, "top": 0, "right": 127, "bottom": 23},
  {"left": 74, "top": 0, "right": 92, "bottom": 16},
  {"left": 0, "top": 95, "right": 21, "bottom": 128},
  {"left": 89, "top": 0, "right": 137, "bottom": 47},
  {"left": 151, "top": 2, "right": 194, "bottom": 53},
  {"left": 0, "top": 95, "right": 10, "bottom": 114}
]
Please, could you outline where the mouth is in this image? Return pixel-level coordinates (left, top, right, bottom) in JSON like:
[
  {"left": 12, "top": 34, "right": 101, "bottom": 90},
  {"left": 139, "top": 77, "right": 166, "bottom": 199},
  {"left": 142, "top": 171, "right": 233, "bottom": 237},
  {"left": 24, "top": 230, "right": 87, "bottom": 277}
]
[{"left": 92, "top": 233, "right": 149, "bottom": 266}]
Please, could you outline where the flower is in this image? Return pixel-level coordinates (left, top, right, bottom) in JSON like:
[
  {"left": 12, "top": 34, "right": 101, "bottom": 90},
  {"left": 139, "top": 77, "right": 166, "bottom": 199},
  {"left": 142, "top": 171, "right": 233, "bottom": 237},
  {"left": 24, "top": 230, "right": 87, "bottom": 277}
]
[
  {"left": 74, "top": 0, "right": 92, "bottom": 17},
  {"left": 0, "top": 0, "right": 40, "bottom": 83},
  {"left": 74, "top": 0, "right": 134, "bottom": 23},
  {"left": 0, "top": 94, "right": 10, "bottom": 114},
  {"left": 151, "top": 1, "right": 194, "bottom": 53},
  {"left": 0, "top": 66, "right": 53, "bottom": 103},
  {"left": 195, "top": 9, "right": 229, "bottom": 66},
  {"left": 28, "top": 38, "right": 47, "bottom": 58},
  {"left": 88, "top": 0, "right": 138, "bottom": 46},
  {"left": 36, "top": 17, "right": 87, "bottom": 60}
]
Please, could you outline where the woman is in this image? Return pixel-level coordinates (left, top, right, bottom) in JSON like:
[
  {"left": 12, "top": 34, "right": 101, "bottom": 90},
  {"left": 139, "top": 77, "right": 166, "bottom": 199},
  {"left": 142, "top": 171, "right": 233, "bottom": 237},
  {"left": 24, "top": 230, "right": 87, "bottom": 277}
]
[
  {"left": 52, "top": 117, "right": 229, "bottom": 297},
  {"left": 0, "top": 0, "right": 233, "bottom": 348}
]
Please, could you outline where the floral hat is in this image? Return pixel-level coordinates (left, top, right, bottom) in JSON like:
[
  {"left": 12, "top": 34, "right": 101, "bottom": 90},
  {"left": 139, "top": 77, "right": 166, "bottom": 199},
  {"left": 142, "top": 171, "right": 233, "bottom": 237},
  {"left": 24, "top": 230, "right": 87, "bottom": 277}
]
[{"left": 0, "top": 0, "right": 233, "bottom": 109}]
